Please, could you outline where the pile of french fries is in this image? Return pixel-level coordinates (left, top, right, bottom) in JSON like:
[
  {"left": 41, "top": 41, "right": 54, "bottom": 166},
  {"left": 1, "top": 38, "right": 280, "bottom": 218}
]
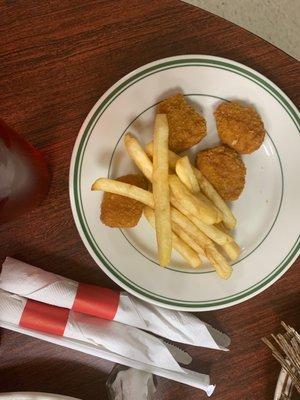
[{"left": 92, "top": 114, "right": 240, "bottom": 279}]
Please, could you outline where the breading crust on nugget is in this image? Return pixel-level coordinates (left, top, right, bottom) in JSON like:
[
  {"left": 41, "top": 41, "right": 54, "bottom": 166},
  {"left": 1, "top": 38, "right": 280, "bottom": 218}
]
[
  {"left": 100, "top": 174, "right": 148, "bottom": 227},
  {"left": 157, "top": 93, "right": 206, "bottom": 153},
  {"left": 215, "top": 101, "right": 265, "bottom": 154},
  {"left": 195, "top": 145, "right": 246, "bottom": 201}
]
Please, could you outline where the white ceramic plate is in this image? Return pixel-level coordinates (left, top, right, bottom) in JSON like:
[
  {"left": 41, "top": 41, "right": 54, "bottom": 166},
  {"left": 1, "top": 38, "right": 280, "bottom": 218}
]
[
  {"left": 0, "top": 394, "right": 79, "bottom": 400},
  {"left": 69, "top": 55, "right": 300, "bottom": 311}
]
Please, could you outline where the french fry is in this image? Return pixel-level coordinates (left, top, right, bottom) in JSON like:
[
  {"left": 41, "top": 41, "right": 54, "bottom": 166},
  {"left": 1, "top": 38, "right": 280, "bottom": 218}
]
[
  {"left": 193, "top": 168, "right": 236, "bottom": 230},
  {"left": 169, "top": 175, "right": 222, "bottom": 225},
  {"left": 175, "top": 156, "right": 200, "bottom": 193},
  {"left": 172, "top": 221, "right": 206, "bottom": 258},
  {"left": 205, "top": 244, "right": 233, "bottom": 279},
  {"left": 124, "top": 134, "right": 153, "bottom": 181},
  {"left": 222, "top": 241, "right": 241, "bottom": 261},
  {"left": 216, "top": 222, "right": 241, "bottom": 261},
  {"left": 171, "top": 206, "right": 232, "bottom": 279},
  {"left": 152, "top": 114, "right": 172, "bottom": 267},
  {"left": 196, "top": 191, "right": 217, "bottom": 209},
  {"left": 91, "top": 178, "right": 154, "bottom": 208},
  {"left": 217, "top": 222, "right": 228, "bottom": 232},
  {"left": 145, "top": 141, "right": 177, "bottom": 169},
  {"left": 171, "top": 196, "right": 233, "bottom": 245},
  {"left": 144, "top": 207, "right": 201, "bottom": 268},
  {"left": 145, "top": 141, "right": 236, "bottom": 229},
  {"left": 175, "top": 156, "right": 227, "bottom": 219},
  {"left": 172, "top": 160, "right": 235, "bottom": 246},
  {"left": 171, "top": 197, "right": 232, "bottom": 278},
  {"left": 170, "top": 207, "right": 212, "bottom": 248},
  {"left": 170, "top": 234, "right": 201, "bottom": 269}
]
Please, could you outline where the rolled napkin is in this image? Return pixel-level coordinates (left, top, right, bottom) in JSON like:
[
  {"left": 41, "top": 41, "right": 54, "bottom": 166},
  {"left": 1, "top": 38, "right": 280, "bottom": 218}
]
[
  {"left": 0, "top": 257, "right": 230, "bottom": 350},
  {"left": 0, "top": 288, "right": 182, "bottom": 371},
  {"left": 0, "top": 288, "right": 215, "bottom": 396}
]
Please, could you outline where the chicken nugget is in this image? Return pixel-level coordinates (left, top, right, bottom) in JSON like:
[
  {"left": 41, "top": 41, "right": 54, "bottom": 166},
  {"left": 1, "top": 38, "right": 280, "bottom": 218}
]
[
  {"left": 101, "top": 174, "right": 148, "bottom": 228},
  {"left": 195, "top": 145, "right": 246, "bottom": 201},
  {"left": 215, "top": 101, "right": 265, "bottom": 154},
  {"left": 157, "top": 93, "right": 206, "bottom": 153}
]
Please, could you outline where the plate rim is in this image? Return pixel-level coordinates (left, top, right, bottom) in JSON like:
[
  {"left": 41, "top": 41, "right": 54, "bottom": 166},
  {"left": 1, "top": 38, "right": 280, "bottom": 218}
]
[
  {"left": 69, "top": 54, "right": 300, "bottom": 311},
  {"left": 0, "top": 393, "right": 79, "bottom": 400}
]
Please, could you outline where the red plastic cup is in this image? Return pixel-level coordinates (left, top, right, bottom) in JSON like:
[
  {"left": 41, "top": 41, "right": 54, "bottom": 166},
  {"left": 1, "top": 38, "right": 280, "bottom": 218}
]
[{"left": 0, "top": 119, "right": 51, "bottom": 223}]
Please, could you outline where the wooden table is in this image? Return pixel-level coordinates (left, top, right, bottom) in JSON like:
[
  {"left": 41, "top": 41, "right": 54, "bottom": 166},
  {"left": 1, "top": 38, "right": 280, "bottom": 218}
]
[{"left": 0, "top": 1, "right": 299, "bottom": 399}]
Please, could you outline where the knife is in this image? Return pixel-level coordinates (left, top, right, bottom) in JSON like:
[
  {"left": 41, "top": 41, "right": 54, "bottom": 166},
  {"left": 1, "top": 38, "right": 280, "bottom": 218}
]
[{"left": 162, "top": 340, "right": 192, "bottom": 365}]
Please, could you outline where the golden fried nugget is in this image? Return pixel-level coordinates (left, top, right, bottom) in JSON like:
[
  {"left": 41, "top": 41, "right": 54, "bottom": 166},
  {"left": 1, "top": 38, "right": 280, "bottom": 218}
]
[
  {"left": 215, "top": 101, "right": 265, "bottom": 154},
  {"left": 157, "top": 93, "right": 206, "bottom": 153},
  {"left": 195, "top": 145, "right": 246, "bottom": 201},
  {"left": 100, "top": 174, "right": 148, "bottom": 228}
]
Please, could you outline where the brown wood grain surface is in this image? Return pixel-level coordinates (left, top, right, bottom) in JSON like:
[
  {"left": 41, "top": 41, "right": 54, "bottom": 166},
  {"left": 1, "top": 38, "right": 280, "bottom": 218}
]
[{"left": 0, "top": 1, "right": 299, "bottom": 399}]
